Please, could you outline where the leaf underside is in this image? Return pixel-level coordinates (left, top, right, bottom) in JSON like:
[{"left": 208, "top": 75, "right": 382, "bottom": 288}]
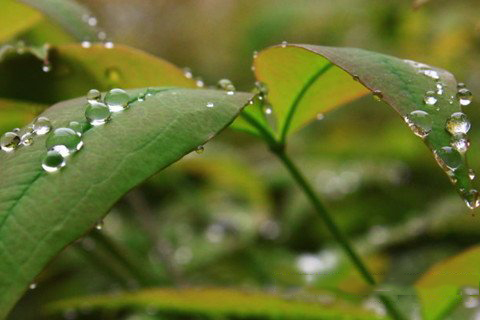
[{"left": 0, "top": 88, "right": 252, "bottom": 318}]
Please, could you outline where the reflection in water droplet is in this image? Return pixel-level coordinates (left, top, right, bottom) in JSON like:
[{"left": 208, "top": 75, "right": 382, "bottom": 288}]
[
  {"left": 0, "top": 132, "right": 20, "bottom": 152},
  {"left": 405, "top": 110, "right": 432, "bottom": 138},
  {"left": 424, "top": 91, "right": 437, "bottom": 105},
  {"left": 33, "top": 117, "right": 52, "bottom": 135},
  {"left": 450, "top": 133, "right": 470, "bottom": 153},
  {"left": 104, "top": 88, "right": 129, "bottom": 112},
  {"left": 446, "top": 112, "right": 470, "bottom": 135},
  {"left": 42, "top": 150, "right": 66, "bottom": 173},
  {"left": 434, "top": 146, "right": 462, "bottom": 171},
  {"left": 457, "top": 88, "right": 473, "bottom": 106},
  {"left": 46, "top": 128, "right": 83, "bottom": 157},
  {"left": 462, "top": 189, "right": 480, "bottom": 210},
  {"left": 195, "top": 145, "right": 204, "bottom": 154},
  {"left": 85, "top": 101, "right": 111, "bottom": 126}
]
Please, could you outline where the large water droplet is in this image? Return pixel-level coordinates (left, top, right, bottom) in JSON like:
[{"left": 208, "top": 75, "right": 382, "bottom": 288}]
[
  {"left": 405, "top": 110, "right": 432, "bottom": 138},
  {"left": 32, "top": 117, "right": 52, "bottom": 135},
  {"left": 446, "top": 112, "right": 470, "bottom": 135},
  {"left": 217, "top": 79, "right": 235, "bottom": 95},
  {"left": 46, "top": 128, "right": 83, "bottom": 157},
  {"left": 87, "top": 89, "right": 101, "bottom": 103},
  {"left": 462, "top": 189, "right": 480, "bottom": 210},
  {"left": 104, "top": 88, "right": 129, "bottom": 112},
  {"left": 457, "top": 88, "right": 473, "bottom": 106},
  {"left": 450, "top": 133, "right": 470, "bottom": 153},
  {"left": 0, "top": 132, "right": 20, "bottom": 152},
  {"left": 424, "top": 91, "right": 437, "bottom": 105},
  {"left": 434, "top": 146, "right": 462, "bottom": 171},
  {"left": 42, "top": 150, "right": 66, "bottom": 173},
  {"left": 85, "top": 101, "right": 111, "bottom": 126}
]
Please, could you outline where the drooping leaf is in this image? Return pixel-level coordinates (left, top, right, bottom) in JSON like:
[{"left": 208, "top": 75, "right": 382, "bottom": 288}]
[
  {"left": 0, "top": 88, "right": 252, "bottom": 318},
  {"left": 0, "top": 44, "right": 197, "bottom": 104},
  {"left": 0, "top": 98, "right": 45, "bottom": 135},
  {"left": 252, "top": 44, "right": 475, "bottom": 205},
  {"left": 19, "top": 0, "right": 102, "bottom": 42},
  {"left": 0, "top": 0, "right": 43, "bottom": 44},
  {"left": 46, "top": 287, "right": 384, "bottom": 320},
  {"left": 0, "top": 42, "right": 49, "bottom": 63},
  {"left": 415, "top": 245, "right": 480, "bottom": 320}
]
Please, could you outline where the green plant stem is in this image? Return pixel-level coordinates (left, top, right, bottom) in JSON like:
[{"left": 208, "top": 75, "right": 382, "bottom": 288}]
[{"left": 271, "top": 147, "right": 406, "bottom": 320}]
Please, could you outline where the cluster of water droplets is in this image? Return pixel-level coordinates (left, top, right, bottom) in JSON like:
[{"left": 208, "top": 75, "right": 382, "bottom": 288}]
[
  {"left": 1, "top": 117, "right": 52, "bottom": 153},
  {"left": 183, "top": 67, "right": 205, "bottom": 87},
  {"left": 79, "top": 13, "right": 114, "bottom": 50}
]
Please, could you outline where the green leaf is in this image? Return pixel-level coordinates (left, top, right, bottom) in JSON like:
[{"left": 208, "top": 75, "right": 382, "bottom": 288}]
[
  {"left": 0, "top": 0, "right": 43, "bottom": 44},
  {"left": 0, "top": 98, "right": 45, "bottom": 135},
  {"left": 415, "top": 245, "right": 480, "bottom": 320},
  {"left": 0, "top": 44, "right": 197, "bottom": 104},
  {"left": 0, "top": 88, "right": 252, "bottom": 318},
  {"left": 253, "top": 44, "right": 475, "bottom": 204},
  {"left": 19, "top": 0, "right": 101, "bottom": 42},
  {"left": 46, "top": 287, "right": 384, "bottom": 320}
]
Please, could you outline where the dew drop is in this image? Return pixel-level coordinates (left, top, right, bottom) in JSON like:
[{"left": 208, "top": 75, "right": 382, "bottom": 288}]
[
  {"left": 281, "top": 41, "right": 288, "bottom": 48},
  {"left": 462, "top": 189, "right": 480, "bottom": 210},
  {"left": 46, "top": 128, "right": 83, "bottom": 157},
  {"left": 42, "top": 150, "right": 66, "bottom": 173},
  {"left": 264, "top": 106, "right": 273, "bottom": 115},
  {"left": 195, "top": 77, "right": 204, "bottom": 87},
  {"left": 104, "top": 41, "right": 114, "bottom": 49},
  {"left": 87, "top": 89, "right": 101, "bottom": 103},
  {"left": 206, "top": 102, "right": 214, "bottom": 108},
  {"left": 95, "top": 220, "right": 103, "bottom": 230},
  {"left": 183, "top": 67, "right": 193, "bottom": 79},
  {"left": 434, "top": 146, "right": 462, "bottom": 171},
  {"left": 29, "top": 283, "right": 37, "bottom": 290},
  {"left": 424, "top": 91, "right": 437, "bottom": 105},
  {"left": 104, "top": 88, "right": 129, "bottom": 112},
  {"left": 450, "top": 133, "right": 470, "bottom": 153},
  {"left": 81, "top": 41, "right": 92, "bottom": 48},
  {"left": 217, "top": 79, "right": 235, "bottom": 95},
  {"left": 42, "top": 63, "right": 51, "bottom": 73},
  {"left": 446, "top": 112, "right": 470, "bottom": 135},
  {"left": 195, "top": 145, "right": 204, "bottom": 154},
  {"left": 32, "top": 117, "right": 52, "bottom": 135},
  {"left": 469, "top": 169, "right": 476, "bottom": 180},
  {"left": 0, "top": 132, "right": 20, "bottom": 152},
  {"left": 457, "top": 88, "right": 473, "bottom": 106},
  {"left": 405, "top": 110, "right": 432, "bottom": 138},
  {"left": 372, "top": 90, "right": 383, "bottom": 101},
  {"left": 85, "top": 101, "right": 111, "bottom": 126}
]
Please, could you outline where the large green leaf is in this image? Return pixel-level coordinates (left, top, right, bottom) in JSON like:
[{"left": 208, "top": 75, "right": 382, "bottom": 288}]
[
  {"left": 0, "top": 44, "right": 197, "bottom": 104},
  {"left": 252, "top": 44, "right": 476, "bottom": 205},
  {"left": 46, "top": 287, "right": 384, "bottom": 319},
  {"left": 0, "top": 0, "right": 43, "bottom": 44},
  {"left": 415, "top": 245, "right": 480, "bottom": 320},
  {"left": 0, "top": 88, "right": 252, "bottom": 318}
]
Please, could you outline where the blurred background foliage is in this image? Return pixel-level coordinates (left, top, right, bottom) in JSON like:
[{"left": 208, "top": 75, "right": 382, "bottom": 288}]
[{"left": 2, "top": 0, "right": 480, "bottom": 319}]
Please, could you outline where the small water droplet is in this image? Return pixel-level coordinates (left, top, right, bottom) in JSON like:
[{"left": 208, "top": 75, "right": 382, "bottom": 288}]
[
  {"left": 87, "top": 16, "right": 97, "bottom": 26},
  {"left": 316, "top": 113, "right": 325, "bottom": 120},
  {"left": 98, "top": 31, "right": 107, "bottom": 41},
  {"left": 87, "top": 89, "right": 101, "bottom": 103},
  {"left": 183, "top": 67, "right": 193, "bottom": 79},
  {"left": 81, "top": 41, "right": 92, "bottom": 48},
  {"left": 436, "top": 83, "right": 444, "bottom": 95},
  {"left": 104, "top": 41, "right": 114, "bottom": 49},
  {"left": 32, "top": 117, "right": 52, "bottom": 135},
  {"left": 217, "top": 79, "right": 235, "bottom": 95},
  {"left": 434, "top": 146, "right": 462, "bottom": 171},
  {"left": 46, "top": 128, "right": 83, "bottom": 157},
  {"left": 462, "top": 189, "right": 480, "bottom": 210},
  {"left": 85, "top": 101, "right": 111, "bottom": 126},
  {"left": 21, "top": 132, "right": 34, "bottom": 146},
  {"left": 424, "top": 91, "right": 437, "bottom": 105},
  {"left": 95, "top": 220, "right": 103, "bottom": 230},
  {"left": 195, "top": 145, "right": 204, "bottom": 154},
  {"left": 457, "top": 82, "right": 466, "bottom": 89},
  {"left": 420, "top": 69, "right": 440, "bottom": 80},
  {"left": 264, "top": 106, "right": 273, "bottom": 115},
  {"left": 451, "top": 133, "right": 470, "bottom": 153},
  {"left": 405, "top": 110, "right": 432, "bottom": 138},
  {"left": 195, "top": 77, "right": 204, "bottom": 87},
  {"left": 372, "top": 90, "right": 383, "bottom": 101},
  {"left": 42, "top": 150, "right": 66, "bottom": 173},
  {"left": 29, "top": 283, "right": 37, "bottom": 290},
  {"left": 281, "top": 41, "right": 288, "bottom": 48},
  {"left": 42, "top": 63, "right": 51, "bottom": 73},
  {"left": 104, "top": 88, "right": 129, "bottom": 112},
  {"left": 469, "top": 169, "right": 476, "bottom": 180},
  {"left": 253, "top": 51, "right": 258, "bottom": 59},
  {"left": 0, "top": 132, "right": 20, "bottom": 152},
  {"left": 206, "top": 102, "right": 214, "bottom": 108},
  {"left": 446, "top": 112, "right": 470, "bottom": 135},
  {"left": 457, "top": 88, "right": 473, "bottom": 106},
  {"left": 352, "top": 74, "right": 360, "bottom": 81}
]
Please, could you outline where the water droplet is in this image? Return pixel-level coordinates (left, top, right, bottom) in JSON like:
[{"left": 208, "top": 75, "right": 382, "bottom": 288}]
[
  {"left": 457, "top": 82, "right": 466, "bottom": 89},
  {"left": 95, "top": 220, "right": 103, "bottom": 230},
  {"left": 424, "top": 91, "right": 437, "bottom": 105},
  {"left": 450, "top": 133, "right": 470, "bottom": 153},
  {"left": 264, "top": 106, "right": 273, "bottom": 115},
  {"left": 253, "top": 51, "right": 258, "bottom": 59},
  {"left": 281, "top": 41, "right": 288, "bottom": 48},
  {"left": 29, "top": 283, "right": 37, "bottom": 290},
  {"left": 434, "top": 146, "right": 462, "bottom": 171},
  {"left": 98, "top": 31, "right": 107, "bottom": 41},
  {"left": 436, "top": 83, "right": 444, "bottom": 95},
  {"left": 85, "top": 101, "right": 111, "bottom": 126},
  {"left": 457, "top": 88, "right": 473, "bottom": 106},
  {"left": 462, "top": 189, "right": 480, "bottom": 210},
  {"left": 32, "top": 117, "right": 52, "bottom": 135},
  {"left": 104, "top": 41, "right": 114, "bottom": 49},
  {"left": 81, "top": 41, "right": 91, "bottom": 48},
  {"left": 372, "top": 90, "right": 383, "bottom": 101},
  {"left": 352, "top": 74, "right": 360, "bottom": 81},
  {"left": 12, "top": 128, "right": 20, "bottom": 133},
  {"left": 446, "top": 112, "right": 470, "bottom": 135},
  {"left": 68, "top": 121, "right": 85, "bottom": 136},
  {"left": 42, "top": 150, "right": 66, "bottom": 173},
  {"left": 469, "top": 169, "right": 476, "bottom": 180},
  {"left": 217, "top": 79, "right": 235, "bottom": 95},
  {"left": 46, "top": 128, "right": 83, "bottom": 157},
  {"left": 183, "top": 67, "right": 193, "bottom": 79},
  {"left": 42, "top": 63, "right": 51, "bottom": 73},
  {"left": 316, "top": 113, "right": 325, "bottom": 120},
  {"left": 0, "top": 132, "right": 20, "bottom": 152},
  {"left": 206, "top": 102, "right": 214, "bottom": 108},
  {"left": 195, "top": 145, "right": 204, "bottom": 154},
  {"left": 87, "top": 16, "right": 97, "bottom": 26},
  {"left": 195, "top": 77, "right": 204, "bottom": 87},
  {"left": 405, "top": 110, "right": 432, "bottom": 138},
  {"left": 420, "top": 69, "right": 440, "bottom": 80},
  {"left": 87, "top": 89, "right": 101, "bottom": 103},
  {"left": 104, "top": 88, "right": 129, "bottom": 112},
  {"left": 21, "top": 132, "right": 34, "bottom": 146}
]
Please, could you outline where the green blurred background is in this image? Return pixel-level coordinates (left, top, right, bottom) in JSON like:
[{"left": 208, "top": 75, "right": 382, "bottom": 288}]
[{"left": 4, "top": 0, "right": 480, "bottom": 319}]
